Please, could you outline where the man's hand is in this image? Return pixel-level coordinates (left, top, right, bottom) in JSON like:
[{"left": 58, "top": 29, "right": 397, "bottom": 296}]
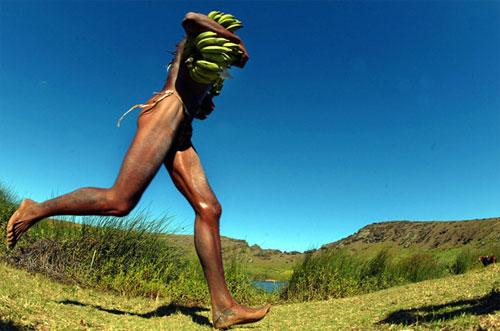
[{"left": 233, "top": 41, "right": 249, "bottom": 68}]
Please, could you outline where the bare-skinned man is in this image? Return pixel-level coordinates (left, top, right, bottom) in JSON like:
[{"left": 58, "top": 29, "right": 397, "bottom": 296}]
[{"left": 6, "top": 12, "right": 270, "bottom": 329}]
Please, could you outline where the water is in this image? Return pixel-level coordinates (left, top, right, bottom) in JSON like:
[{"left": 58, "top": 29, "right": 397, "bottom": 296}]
[{"left": 252, "top": 280, "right": 288, "bottom": 293}]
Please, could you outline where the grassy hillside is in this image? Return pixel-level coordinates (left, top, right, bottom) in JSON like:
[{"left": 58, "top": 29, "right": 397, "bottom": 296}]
[
  {"left": 100, "top": 217, "right": 500, "bottom": 281},
  {"left": 16, "top": 217, "right": 500, "bottom": 283},
  {"left": 321, "top": 218, "right": 500, "bottom": 252},
  {"left": 3, "top": 180, "right": 498, "bottom": 284},
  {"left": 0, "top": 261, "right": 498, "bottom": 330},
  {"left": 166, "top": 234, "right": 302, "bottom": 281}
]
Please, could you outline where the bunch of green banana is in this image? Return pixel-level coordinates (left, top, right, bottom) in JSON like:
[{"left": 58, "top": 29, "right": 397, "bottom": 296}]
[
  {"left": 187, "top": 30, "right": 243, "bottom": 85},
  {"left": 207, "top": 11, "right": 243, "bottom": 32}
]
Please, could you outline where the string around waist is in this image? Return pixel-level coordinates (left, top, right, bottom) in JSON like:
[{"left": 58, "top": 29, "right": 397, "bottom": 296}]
[{"left": 116, "top": 90, "right": 186, "bottom": 127}]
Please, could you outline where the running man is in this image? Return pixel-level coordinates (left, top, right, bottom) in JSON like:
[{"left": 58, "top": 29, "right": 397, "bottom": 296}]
[{"left": 6, "top": 12, "right": 271, "bottom": 329}]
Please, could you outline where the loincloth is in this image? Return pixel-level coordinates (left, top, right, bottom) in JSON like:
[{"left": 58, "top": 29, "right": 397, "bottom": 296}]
[{"left": 116, "top": 90, "right": 190, "bottom": 127}]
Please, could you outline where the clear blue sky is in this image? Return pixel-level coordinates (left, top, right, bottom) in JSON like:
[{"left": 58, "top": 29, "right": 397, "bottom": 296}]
[{"left": 1, "top": 2, "right": 499, "bottom": 252}]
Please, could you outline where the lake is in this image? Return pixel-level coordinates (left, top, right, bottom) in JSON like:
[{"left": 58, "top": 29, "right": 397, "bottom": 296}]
[{"left": 252, "top": 280, "right": 288, "bottom": 293}]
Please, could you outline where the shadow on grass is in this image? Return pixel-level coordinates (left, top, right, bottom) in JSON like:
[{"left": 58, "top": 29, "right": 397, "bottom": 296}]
[
  {"left": 57, "top": 299, "right": 211, "bottom": 327},
  {"left": 0, "top": 319, "right": 33, "bottom": 331},
  {"left": 378, "top": 289, "right": 499, "bottom": 326}
]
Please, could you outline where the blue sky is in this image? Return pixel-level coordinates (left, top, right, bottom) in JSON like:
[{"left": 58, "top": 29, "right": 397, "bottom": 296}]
[{"left": 1, "top": 2, "right": 499, "bottom": 252}]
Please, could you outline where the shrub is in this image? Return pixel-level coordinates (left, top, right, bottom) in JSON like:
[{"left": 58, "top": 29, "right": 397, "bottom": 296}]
[
  {"left": 448, "top": 248, "right": 476, "bottom": 275},
  {"left": 359, "top": 248, "right": 395, "bottom": 290},
  {"left": 283, "top": 249, "right": 363, "bottom": 301},
  {"left": 395, "top": 252, "right": 444, "bottom": 282},
  {"left": 283, "top": 247, "right": 471, "bottom": 301}
]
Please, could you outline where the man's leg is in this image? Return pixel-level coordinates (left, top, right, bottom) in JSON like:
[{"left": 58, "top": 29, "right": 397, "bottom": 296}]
[
  {"left": 164, "top": 146, "right": 271, "bottom": 329},
  {"left": 7, "top": 98, "right": 184, "bottom": 248}
]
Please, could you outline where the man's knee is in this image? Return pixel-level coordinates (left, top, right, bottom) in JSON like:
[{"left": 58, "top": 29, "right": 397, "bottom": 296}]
[
  {"left": 107, "top": 190, "right": 137, "bottom": 217},
  {"left": 111, "top": 201, "right": 134, "bottom": 217},
  {"left": 196, "top": 200, "right": 222, "bottom": 220}
]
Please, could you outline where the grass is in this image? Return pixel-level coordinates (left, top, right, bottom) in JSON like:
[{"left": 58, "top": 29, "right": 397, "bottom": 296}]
[
  {"left": 1, "top": 184, "right": 499, "bottom": 330},
  {"left": 284, "top": 243, "right": 500, "bottom": 301},
  {"left": 0, "top": 184, "right": 17, "bottom": 243},
  {"left": 7, "top": 213, "right": 189, "bottom": 296},
  {"left": 0, "top": 261, "right": 498, "bottom": 330},
  {"left": 165, "top": 234, "right": 300, "bottom": 281},
  {"left": 0, "top": 185, "right": 271, "bottom": 307}
]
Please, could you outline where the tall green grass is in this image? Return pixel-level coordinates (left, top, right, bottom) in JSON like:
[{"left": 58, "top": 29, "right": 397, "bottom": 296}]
[
  {"left": 283, "top": 243, "right": 499, "bottom": 302},
  {"left": 0, "top": 184, "right": 17, "bottom": 245},
  {"left": 9, "top": 213, "right": 189, "bottom": 298},
  {"left": 0, "top": 186, "right": 270, "bottom": 305},
  {"left": 282, "top": 249, "right": 360, "bottom": 301}
]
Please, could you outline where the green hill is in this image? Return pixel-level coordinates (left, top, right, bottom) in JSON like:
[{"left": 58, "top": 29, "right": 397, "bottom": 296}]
[
  {"left": 0, "top": 261, "right": 498, "bottom": 330},
  {"left": 166, "top": 234, "right": 302, "bottom": 281},
  {"left": 318, "top": 217, "right": 500, "bottom": 252},
  {"left": 16, "top": 217, "right": 500, "bottom": 282},
  {"left": 148, "top": 218, "right": 500, "bottom": 281},
  {"left": 173, "top": 217, "right": 500, "bottom": 281}
]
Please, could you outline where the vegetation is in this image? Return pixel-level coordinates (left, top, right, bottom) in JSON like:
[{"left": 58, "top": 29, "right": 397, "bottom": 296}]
[
  {"left": 1, "top": 184, "right": 499, "bottom": 329},
  {"left": 166, "top": 234, "right": 300, "bottom": 281},
  {"left": 322, "top": 218, "right": 500, "bottom": 251},
  {"left": 0, "top": 260, "right": 498, "bottom": 330},
  {"left": 0, "top": 184, "right": 17, "bottom": 244},
  {"left": 0, "top": 185, "right": 270, "bottom": 306},
  {"left": 283, "top": 243, "right": 500, "bottom": 302}
]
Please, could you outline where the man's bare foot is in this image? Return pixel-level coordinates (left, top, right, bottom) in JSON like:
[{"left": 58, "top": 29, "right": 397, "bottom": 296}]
[
  {"left": 213, "top": 303, "right": 271, "bottom": 329},
  {"left": 6, "top": 199, "right": 38, "bottom": 249}
]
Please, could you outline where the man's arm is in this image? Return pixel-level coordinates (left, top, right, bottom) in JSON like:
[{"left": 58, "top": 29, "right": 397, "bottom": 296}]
[{"left": 182, "top": 12, "right": 249, "bottom": 68}]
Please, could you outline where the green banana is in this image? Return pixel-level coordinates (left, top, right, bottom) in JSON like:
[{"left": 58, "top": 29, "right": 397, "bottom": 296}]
[
  {"left": 213, "top": 37, "right": 231, "bottom": 44},
  {"left": 222, "top": 45, "right": 242, "bottom": 59},
  {"left": 224, "top": 19, "right": 241, "bottom": 26},
  {"left": 189, "top": 67, "right": 212, "bottom": 84},
  {"left": 196, "top": 37, "right": 219, "bottom": 49},
  {"left": 193, "top": 66, "right": 220, "bottom": 81},
  {"left": 222, "top": 42, "right": 240, "bottom": 49},
  {"left": 213, "top": 12, "right": 224, "bottom": 21},
  {"left": 226, "top": 23, "right": 243, "bottom": 31},
  {"left": 201, "top": 52, "right": 232, "bottom": 65},
  {"left": 207, "top": 11, "right": 244, "bottom": 31},
  {"left": 195, "top": 31, "right": 218, "bottom": 44},
  {"left": 219, "top": 18, "right": 237, "bottom": 27},
  {"left": 200, "top": 45, "right": 233, "bottom": 54},
  {"left": 189, "top": 12, "right": 245, "bottom": 87},
  {"left": 207, "top": 11, "right": 220, "bottom": 19},
  {"left": 196, "top": 37, "right": 230, "bottom": 49},
  {"left": 195, "top": 59, "right": 221, "bottom": 72},
  {"left": 216, "top": 14, "right": 234, "bottom": 23}
]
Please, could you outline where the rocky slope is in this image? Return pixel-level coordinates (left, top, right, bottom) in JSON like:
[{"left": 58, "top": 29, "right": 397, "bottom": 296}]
[{"left": 320, "top": 217, "right": 500, "bottom": 251}]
